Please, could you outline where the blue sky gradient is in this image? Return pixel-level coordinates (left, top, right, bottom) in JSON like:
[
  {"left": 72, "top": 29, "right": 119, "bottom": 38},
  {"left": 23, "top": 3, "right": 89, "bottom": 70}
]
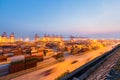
[{"left": 0, "top": 0, "right": 120, "bottom": 38}]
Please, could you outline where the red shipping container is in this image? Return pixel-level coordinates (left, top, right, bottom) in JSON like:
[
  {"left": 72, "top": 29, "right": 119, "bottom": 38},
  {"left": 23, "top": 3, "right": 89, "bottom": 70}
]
[
  {"left": 25, "top": 55, "right": 37, "bottom": 69},
  {"left": 10, "top": 61, "right": 25, "bottom": 73}
]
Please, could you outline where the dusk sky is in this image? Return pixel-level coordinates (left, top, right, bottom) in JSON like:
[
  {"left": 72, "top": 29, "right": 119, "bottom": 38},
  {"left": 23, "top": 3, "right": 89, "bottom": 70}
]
[{"left": 0, "top": 0, "right": 120, "bottom": 39}]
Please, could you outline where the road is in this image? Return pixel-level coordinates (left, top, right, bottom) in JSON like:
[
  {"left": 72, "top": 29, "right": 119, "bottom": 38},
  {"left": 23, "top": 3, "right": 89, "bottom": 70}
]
[{"left": 11, "top": 46, "right": 113, "bottom": 80}]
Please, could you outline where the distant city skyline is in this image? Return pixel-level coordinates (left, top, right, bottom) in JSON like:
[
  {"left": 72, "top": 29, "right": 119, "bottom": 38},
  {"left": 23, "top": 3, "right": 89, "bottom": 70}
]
[{"left": 0, "top": 0, "right": 120, "bottom": 39}]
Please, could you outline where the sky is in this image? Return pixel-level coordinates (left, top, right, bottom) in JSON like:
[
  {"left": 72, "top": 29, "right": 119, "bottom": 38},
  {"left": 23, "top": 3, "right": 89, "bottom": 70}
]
[{"left": 0, "top": 0, "right": 120, "bottom": 39}]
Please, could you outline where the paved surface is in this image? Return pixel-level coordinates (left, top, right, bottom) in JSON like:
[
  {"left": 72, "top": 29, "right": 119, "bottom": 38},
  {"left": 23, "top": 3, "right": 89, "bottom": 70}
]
[{"left": 86, "top": 47, "right": 120, "bottom": 80}]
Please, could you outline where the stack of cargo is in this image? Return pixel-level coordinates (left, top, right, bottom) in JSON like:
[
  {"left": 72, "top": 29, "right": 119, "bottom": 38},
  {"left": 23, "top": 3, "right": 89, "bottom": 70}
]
[
  {"left": 31, "top": 49, "right": 44, "bottom": 62},
  {"left": 0, "top": 56, "right": 7, "bottom": 62},
  {"left": 36, "top": 53, "right": 43, "bottom": 62},
  {"left": 0, "top": 56, "right": 10, "bottom": 76},
  {"left": 0, "top": 61, "right": 10, "bottom": 76},
  {"left": 3, "top": 53, "right": 14, "bottom": 57},
  {"left": 12, "top": 50, "right": 20, "bottom": 55},
  {"left": 25, "top": 55, "right": 37, "bottom": 69},
  {"left": 53, "top": 52, "right": 63, "bottom": 59},
  {"left": 7, "top": 55, "right": 25, "bottom": 73}
]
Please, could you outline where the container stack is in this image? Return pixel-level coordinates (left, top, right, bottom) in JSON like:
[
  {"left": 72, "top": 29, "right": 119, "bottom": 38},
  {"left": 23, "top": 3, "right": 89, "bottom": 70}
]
[
  {"left": 31, "top": 53, "right": 43, "bottom": 62},
  {"left": 0, "top": 56, "right": 7, "bottom": 62},
  {"left": 0, "top": 56, "right": 10, "bottom": 76},
  {"left": 25, "top": 55, "right": 37, "bottom": 69},
  {"left": 36, "top": 53, "right": 43, "bottom": 62},
  {"left": 31, "top": 49, "right": 43, "bottom": 62},
  {"left": 3, "top": 53, "right": 14, "bottom": 57},
  {"left": 7, "top": 55, "right": 25, "bottom": 73},
  {"left": 0, "top": 61, "right": 10, "bottom": 76}
]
